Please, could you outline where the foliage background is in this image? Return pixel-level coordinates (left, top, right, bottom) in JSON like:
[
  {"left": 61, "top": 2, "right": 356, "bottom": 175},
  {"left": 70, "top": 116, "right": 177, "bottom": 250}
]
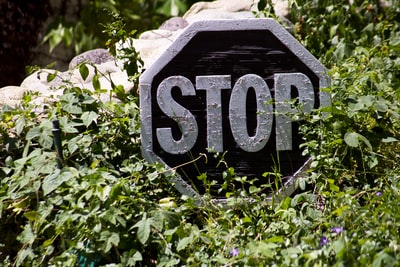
[{"left": 1, "top": 0, "right": 400, "bottom": 266}]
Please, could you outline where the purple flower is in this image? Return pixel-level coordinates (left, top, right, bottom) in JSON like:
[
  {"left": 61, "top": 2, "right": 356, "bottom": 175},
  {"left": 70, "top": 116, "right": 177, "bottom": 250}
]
[
  {"left": 331, "top": 226, "right": 344, "bottom": 234},
  {"left": 229, "top": 247, "right": 239, "bottom": 257},
  {"left": 376, "top": 191, "right": 382, "bottom": 197},
  {"left": 320, "top": 236, "right": 329, "bottom": 247}
]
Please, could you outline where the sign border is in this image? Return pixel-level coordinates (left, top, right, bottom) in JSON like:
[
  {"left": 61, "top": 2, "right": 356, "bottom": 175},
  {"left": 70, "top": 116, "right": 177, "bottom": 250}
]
[{"left": 139, "top": 18, "right": 330, "bottom": 200}]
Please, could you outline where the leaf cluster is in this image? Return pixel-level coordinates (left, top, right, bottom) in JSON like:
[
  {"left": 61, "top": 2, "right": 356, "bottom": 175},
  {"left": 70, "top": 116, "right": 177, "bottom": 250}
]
[
  {"left": 0, "top": 71, "right": 185, "bottom": 265},
  {"left": 42, "top": 0, "right": 211, "bottom": 55}
]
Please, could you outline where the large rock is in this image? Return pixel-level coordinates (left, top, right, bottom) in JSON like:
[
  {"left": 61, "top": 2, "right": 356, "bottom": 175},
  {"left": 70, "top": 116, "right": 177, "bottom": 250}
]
[
  {"left": 183, "top": 0, "right": 256, "bottom": 23},
  {"left": 0, "top": 0, "right": 290, "bottom": 108},
  {"left": 0, "top": 86, "right": 30, "bottom": 107},
  {"left": 18, "top": 61, "right": 132, "bottom": 104},
  {"left": 159, "top": 17, "right": 189, "bottom": 31},
  {"left": 20, "top": 69, "right": 67, "bottom": 97},
  {"left": 69, "top": 48, "right": 114, "bottom": 70}
]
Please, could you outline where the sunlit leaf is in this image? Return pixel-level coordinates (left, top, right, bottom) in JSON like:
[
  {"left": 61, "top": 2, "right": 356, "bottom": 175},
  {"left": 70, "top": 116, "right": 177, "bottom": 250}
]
[
  {"left": 344, "top": 131, "right": 373, "bottom": 150},
  {"left": 26, "top": 127, "right": 41, "bottom": 140},
  {"left": 79, "top": 63, "right": 89, "bottom": 81},
  {"left": 92, "top": 74, "right": 101, "bottom": 91},
  {"left": 24, "top": 211, "right": 41, "bottom": 221},
  {"left": 127, "top": 251, "right": 143, "bottom": 266},
  {"left": 105, "top": 232, "right": 120, "bottom": 252},
  {"left": 133, "top": 218, "right": 151, "bottom": 245},
  {"left": 15, "top": 116, "right": 26, "bottom": 135},
  {"left": 382, "top": 137, "right": 399, "bottom": 143},
  {"left": 81, "top": 111, "right": 98, "bottom": 127},
  {"left": 42, "top": 169, "right": 73, "bottom": 196},
  {"left": 177, "top": 236, "right": 192, "bottom": 251}
]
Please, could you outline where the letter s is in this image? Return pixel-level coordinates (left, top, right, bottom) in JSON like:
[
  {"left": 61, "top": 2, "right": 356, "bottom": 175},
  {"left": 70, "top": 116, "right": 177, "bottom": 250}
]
[{"left": 156, "top": 76, "right": 198, "bottom": 154}]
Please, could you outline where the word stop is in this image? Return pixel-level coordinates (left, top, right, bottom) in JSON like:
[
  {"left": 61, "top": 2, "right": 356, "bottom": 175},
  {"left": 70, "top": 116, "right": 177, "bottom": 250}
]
[{"left": 156, "top": 73, "right": 314, "bottom": 154}]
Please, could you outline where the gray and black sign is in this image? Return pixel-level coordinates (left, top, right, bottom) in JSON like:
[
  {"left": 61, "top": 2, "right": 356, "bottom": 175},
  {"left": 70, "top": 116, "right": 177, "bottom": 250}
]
[{"left": 140, "top": 19, "right": 330, "bottom": 199}]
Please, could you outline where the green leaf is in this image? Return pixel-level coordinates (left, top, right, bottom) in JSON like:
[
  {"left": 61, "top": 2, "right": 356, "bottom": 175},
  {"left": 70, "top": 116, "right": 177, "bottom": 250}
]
[
  {"left": 62, "top": 103, "right": 83, "bottom": 115},
  {"left": 92, "top": 74, "right": 101, "bottom": 91},
  {"left": 67, "top": 136, "right": 79, "bottom": 154},
  {"left": 47, "top": 71, "right": 58, "bottom": 82},
  {"left": 24, "top": 211, "right": 41, "bottom": 221},
  {"left": 382, "top": 137, "right": 399, "bottom": 143},
  {"left": 26, "top": 127, "right": 41, "bottom": 140},
  {"left": 247, "top": 241, "right": 278, "bottom": 257},
  {"left": 79, "top": 64, "right": 89, "bottom": 81},
  {"left": 63, "top": 26, "right": 73, "bottom": 47},
  {"left": 150, "top": 211, "right": 164, "bottom": 232},
  {"left": 113, "top": 84, "right": 126, "bottom": 101},
  {"left": 39, "top": 132, "right": 54, "bottom": 149},
  {"left": 344, "top": 132, "right": 372, "bottom": 150},
  {"left": 133, "top": 218, "right": 151, "bottom": 245},
  {"left": 266, "top": 235, "right": 284, "bottom": 243},
  {"left": 105, "top": 232, "right": 120, "bottom": 253},
  {"left": 164, "top": 227, "right": 177, "bottom": 236},
  {"left": 81, "top": 111, "right": 98, "bottom": 127},
  {"left": 332, "top": 205, "right": 348, "bottom": 216},
  {"left": 372, "top": 251, "right": 396, "bottom": 267},
  {"left": 375, "top": 102, "right": 388, "bottom": 113},
  {"left": 43, "top": 23, "right": 64, "bottom": 52},
  {"left": 367, "top": 154, "right": 378, "bottom": 169},
  {"left": 15, "top": 116, "right": 26, "bottom": 135},
  {"left": 127, "top": 251, "right": 142, "bottom": 266},
  {"left": 97, "top": 185, "right": 111, "bottom": 202},
  {"left": 59, "top": 117, "right": 81, "bottom": 133},
  {"left": 59, "top": 93, "right": 83, "bottom": 114},
  {"left": 43, "top": 238, "right": 54, "bottom": 247},
  {"left": 157, "top": 0, "right": 186, "bottom": 16},
  {"left": 177, "top": 236, "right": 192, "bottom": 251},
  {"left": 16, "top": 248, "right": 35, "bottom": 267},
  {"left": 332, "top": 238, "right": 345, "bottom": 256},
  {"left": 359, "top": 134, "right": 373, "bottom": 151},
  {"left": 42, "top": 169, "right": 73, "bottom": 196},
  {"left": 17, "top": 224, "right": 36, "bottom": 244},
  {"left": 327, "top": 178, "right": 340, "bottom": 192},
  {"left": 249, "top": 185, "right": 260, "bottom": 194},
  {"left": 283, "top": 247, "right": 302, "bottom": 258},
  {"left": 358, "top": 95, "right": 374, "bottom": 108}
]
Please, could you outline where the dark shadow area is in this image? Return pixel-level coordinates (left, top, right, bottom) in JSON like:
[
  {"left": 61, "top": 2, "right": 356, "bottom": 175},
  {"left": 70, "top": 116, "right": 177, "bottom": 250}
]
[{"left": 0, "top": 0, "right": 50, "bottom": 86}]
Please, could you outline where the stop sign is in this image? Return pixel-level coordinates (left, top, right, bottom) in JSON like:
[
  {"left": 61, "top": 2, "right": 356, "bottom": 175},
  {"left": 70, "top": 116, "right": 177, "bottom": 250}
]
[{"left": 140, "top": 19, "right": 330, "bottom": 199}]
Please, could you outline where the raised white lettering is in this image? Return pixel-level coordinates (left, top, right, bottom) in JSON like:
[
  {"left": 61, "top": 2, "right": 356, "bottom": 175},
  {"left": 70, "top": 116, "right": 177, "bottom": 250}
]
[
  {"left": 274, "top": 73, "right": 314, "bottom": 150},
  {"left": 155, "top": 73, "right": 315, "bottom": 154},
  {"left": 156, "top": 76, "right": 198, "bottom": 154},
  {"left": 196, "top": 75, "right": 231, "bottom": 152}
]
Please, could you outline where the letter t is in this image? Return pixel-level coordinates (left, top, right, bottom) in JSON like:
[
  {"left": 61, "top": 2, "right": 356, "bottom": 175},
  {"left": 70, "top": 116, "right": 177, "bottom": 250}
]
[{"left": 196, "top": 75, "right": 231, "bottom": 152}]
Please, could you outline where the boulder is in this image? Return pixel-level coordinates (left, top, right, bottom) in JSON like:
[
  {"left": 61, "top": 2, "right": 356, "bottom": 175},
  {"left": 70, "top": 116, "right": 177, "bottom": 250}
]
[
  {"left": 20, "top": 69, "right": 66, "bottom": 97},
  {"left": 0, "top": 86, "right": 30, "bottom": 107},
  {"left": 183, "top": 0, "right": 256, "bottom": 23},
  {"left": 69, "top": 48, "right": 114, "bottom": 70},
  {"left": 18, "top": 61, "right": 132, "bottom": 105},
  {"left": 159, "top": 17, "right": 189, "bottom": 31}
]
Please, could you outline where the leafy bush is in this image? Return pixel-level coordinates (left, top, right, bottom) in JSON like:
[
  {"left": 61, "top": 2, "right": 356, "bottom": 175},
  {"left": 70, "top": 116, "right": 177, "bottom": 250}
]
[
  {"left": 0, "top": 77, "right": 182, "bottom": 265},
  {"left": 288, "top": 0, "right": 400, "bottom": 189},
  {"left": 1, "top": 0, "right": 400, "bottom": 266}
]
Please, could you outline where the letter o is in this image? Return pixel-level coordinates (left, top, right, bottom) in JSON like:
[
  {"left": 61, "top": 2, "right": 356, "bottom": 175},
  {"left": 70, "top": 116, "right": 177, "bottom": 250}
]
[{"left": 229, "top": 74, "right": 273, "bottom": 152}]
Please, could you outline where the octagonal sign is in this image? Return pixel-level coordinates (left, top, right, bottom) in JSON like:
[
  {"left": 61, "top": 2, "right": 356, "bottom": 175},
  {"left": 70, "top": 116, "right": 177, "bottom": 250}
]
[{"left": 140, "top": 19, "right": 330, "bottom": 199}]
